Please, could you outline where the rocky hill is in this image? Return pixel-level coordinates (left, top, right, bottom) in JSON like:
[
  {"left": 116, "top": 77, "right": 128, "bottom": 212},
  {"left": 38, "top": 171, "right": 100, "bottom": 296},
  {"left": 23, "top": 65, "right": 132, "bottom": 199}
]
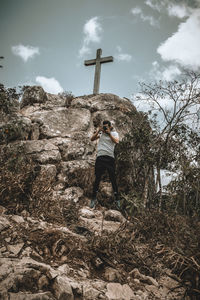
[{"left": 0, "top": 87, "right": 187, "bottom": 299}]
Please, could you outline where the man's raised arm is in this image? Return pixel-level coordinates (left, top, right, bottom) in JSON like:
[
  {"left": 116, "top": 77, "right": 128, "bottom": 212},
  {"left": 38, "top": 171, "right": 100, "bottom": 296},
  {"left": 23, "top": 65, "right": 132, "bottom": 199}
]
[{"left": 91, "top": 127, "right": 101, "bottom": 141}]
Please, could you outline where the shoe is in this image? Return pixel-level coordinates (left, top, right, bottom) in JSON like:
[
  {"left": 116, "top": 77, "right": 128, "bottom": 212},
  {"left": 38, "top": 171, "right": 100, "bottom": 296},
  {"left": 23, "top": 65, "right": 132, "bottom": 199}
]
[
  {"left": 115, "top": 199, "right": 121, "bottom": 209},
  {"left": 90, "top": 198, "right": 97, "bottom": 209}
]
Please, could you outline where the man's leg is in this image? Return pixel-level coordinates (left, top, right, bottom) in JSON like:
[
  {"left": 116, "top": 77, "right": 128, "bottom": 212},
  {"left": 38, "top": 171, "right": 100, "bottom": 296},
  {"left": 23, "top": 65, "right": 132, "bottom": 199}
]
[
  {"left": 106, "top": 158, "right": 120, "bottom": 208},
  {"left": 90, "top": 157, "right": 105, "bottom": 208}
]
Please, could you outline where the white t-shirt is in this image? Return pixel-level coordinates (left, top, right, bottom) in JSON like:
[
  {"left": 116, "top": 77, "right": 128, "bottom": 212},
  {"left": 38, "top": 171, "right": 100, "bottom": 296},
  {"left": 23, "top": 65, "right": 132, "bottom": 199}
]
[{"left": 97, "top": 130, "right": 119, "bottom": 158}]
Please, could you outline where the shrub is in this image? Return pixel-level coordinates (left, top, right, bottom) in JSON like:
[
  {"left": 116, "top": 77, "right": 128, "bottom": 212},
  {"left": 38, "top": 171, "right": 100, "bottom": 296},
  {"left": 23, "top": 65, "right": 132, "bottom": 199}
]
[{"left": 0, "top": 144, "right": 64, "bottom": 224}]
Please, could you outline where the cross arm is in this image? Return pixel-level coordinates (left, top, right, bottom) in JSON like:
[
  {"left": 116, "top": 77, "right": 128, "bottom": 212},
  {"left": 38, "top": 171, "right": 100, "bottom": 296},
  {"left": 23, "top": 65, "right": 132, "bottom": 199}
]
[
  {"left": 100, "top": 56, "right": 113, "bottom": 63},
  {"left": 84, "top": 59, "right": 96, "bottom": 66}
]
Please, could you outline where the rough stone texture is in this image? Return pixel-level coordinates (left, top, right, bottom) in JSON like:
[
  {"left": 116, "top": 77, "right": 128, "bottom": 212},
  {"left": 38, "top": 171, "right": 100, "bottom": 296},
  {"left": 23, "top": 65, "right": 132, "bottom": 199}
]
[
  {"left": 0, "top": 216, "right": 10, "bottom": 232},
  {"left": 52, "top": 276, "right": 74, "bottom": 300},
  {"left": 0, "top": 88, "right": 186, "bottom": 300},
  {"left": 9, "top": 291, "right": 55, "bottom": 300},
  {"left": 104, "top": 210, "right": 126, "bottom": 223},
  {"left": 104, "top": 267, "right": 119, "bottom": 282},
  {"left": 78, "top": 206, "right": 124, "bottom": 234},
  {"left": 105, "top": 282, "right": 135, "bottom": 300},
  {"left": 21, "top": 86, "right": 48, "bottom": 108},
  {"left": 129, "top": 268, "right": 158, "bottom": 286},
  {"left": 2, "top": 89, "right": 139, "bottom": 200},
  {"left": 0, "top": 211, "right": 185, "bottom": 300},
  {"left": 23, "top": 140, "right": 61, "bottom": 164}
]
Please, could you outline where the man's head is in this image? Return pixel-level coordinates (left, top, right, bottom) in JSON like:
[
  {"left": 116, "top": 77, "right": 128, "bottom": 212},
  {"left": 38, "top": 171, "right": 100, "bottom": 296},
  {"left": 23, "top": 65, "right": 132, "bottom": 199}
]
[{"left": 102, "top": 120, "right": 112, "bottom": 132}]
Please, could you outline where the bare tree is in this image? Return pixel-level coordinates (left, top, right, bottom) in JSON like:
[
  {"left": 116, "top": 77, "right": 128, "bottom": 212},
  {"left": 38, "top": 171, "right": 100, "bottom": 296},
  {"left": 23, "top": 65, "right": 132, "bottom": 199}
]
[{"left": 134, "top": 71, "right": 200, "bottom": 210}]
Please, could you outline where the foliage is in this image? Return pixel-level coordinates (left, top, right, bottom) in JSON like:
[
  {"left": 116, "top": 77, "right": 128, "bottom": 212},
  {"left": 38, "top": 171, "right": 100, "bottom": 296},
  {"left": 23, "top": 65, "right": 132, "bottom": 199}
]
[
  {"left": 0, "top": 84, "right": 20, "bottom": 115},
  {"left": 58, "top": 90, "right": 75, "bottom": 107},
  {"left": 0, "top": 84, "right": 30, "bottom": 144},
  {"left": 116, "top": 110, "right": 157, "bottom": 208},
  {"left": 0, "top": 144, "right": 64, "bottom": 224},
  {"left": 87, "top": 210, "right": 200, "bottom": 298},
  {"left": 117, "top": 71, "right": 200, "bottom": 216},
  {"left": 120, "top": 191, "right": 145, "bottom": 217}
]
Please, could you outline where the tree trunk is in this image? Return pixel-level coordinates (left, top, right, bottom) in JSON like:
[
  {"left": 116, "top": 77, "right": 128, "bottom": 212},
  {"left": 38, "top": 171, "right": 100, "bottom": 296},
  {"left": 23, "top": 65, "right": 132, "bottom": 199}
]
[
  {"left": 156, "top": 167, "right": 162, "bottom": 211},
  {"left": 143, "top": 165, "right": 149, "bottom": 208}
]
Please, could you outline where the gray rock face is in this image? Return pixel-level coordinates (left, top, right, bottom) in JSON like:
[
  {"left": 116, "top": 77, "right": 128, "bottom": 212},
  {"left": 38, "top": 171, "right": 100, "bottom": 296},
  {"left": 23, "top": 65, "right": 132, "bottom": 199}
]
[
  {"left": 0, "top": 88, "right": 185, "bottom": 300},
  {"left": 2, "top": 88, "right": 137, "bottom": 199},
  {"left": 21, "top": 86, "right": 47, "bottom": 108}
]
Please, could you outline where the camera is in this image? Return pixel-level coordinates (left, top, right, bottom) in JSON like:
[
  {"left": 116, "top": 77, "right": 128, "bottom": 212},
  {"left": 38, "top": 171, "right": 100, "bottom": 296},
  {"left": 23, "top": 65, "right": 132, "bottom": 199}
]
[{"left": 103, "top": 125, "right": 108, "bottom": 131}]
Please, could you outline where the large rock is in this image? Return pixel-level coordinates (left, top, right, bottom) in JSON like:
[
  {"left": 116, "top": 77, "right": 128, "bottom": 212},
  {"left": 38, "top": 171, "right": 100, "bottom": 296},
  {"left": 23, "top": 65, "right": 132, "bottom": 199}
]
[
  {"left": 105, "top": 283, "right": 135, "bottom": 300},
  {"left": 25, "top": 107, "right": 91, "bottom": 138},
  {"left": 78, "top": 207, "right": 123, "bottom": 234},
  {"left": 2, "top": 89, "right": 139, "bottom": 201},
  {"left": 0, "top": 216, "right": 10, "bottom": 232},
  {"left": 58, "top": 160, "right": 94, "bottom": 191},
  {"left": 52, "top": 275, "right": 74, "bottom": 300},
  {"left": 21, "top": 86, "right": 47, "bottom": 108},
  {"left": 23, "top": 140, "right": 61, "bottom": 164}
]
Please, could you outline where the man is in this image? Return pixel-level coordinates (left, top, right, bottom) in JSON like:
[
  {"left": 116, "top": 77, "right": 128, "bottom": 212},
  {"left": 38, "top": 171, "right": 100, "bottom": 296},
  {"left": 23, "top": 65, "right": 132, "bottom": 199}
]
[{"left": 90, "top": 120, "right": 120, "bottom": 209}]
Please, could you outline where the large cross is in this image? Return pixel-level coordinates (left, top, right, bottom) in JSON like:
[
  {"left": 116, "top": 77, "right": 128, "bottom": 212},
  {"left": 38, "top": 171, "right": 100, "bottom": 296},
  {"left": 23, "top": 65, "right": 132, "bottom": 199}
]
[{"left": 84, "top": 49, "right": 113, "bottom": 95}]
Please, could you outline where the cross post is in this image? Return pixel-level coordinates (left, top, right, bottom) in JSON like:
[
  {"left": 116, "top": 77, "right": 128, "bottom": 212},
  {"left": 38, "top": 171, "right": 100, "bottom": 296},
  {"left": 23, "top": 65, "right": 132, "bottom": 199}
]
[
  {"left": 84, "top": 49, "right": 113, "bottom": 95},
  {"left": 0, "top": 56, "right": 4, "bottom": 68}
]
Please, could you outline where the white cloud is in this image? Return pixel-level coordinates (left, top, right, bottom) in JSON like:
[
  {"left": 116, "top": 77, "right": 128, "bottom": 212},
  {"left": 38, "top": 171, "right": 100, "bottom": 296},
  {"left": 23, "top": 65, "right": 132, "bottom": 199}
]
[
  {"left": 157, "top": 9, "right": 200, "bottom": 70},
  {"left": 35, "top": 76, "right": 63, "bottom": 94},
  {"left": 151, "top": 61, "right": 181, "bottom": 81},
  {"left": 145, "top": 0, "right": 162, "bottom": 12},
  {"left": 162, "top": 65, "right": 181, "bottom": 81},
  {"left": 12, "top": 44, "right": 39, "bottom": 62},
  {"left": 79, "top": 45, "right": 91, "bottom": 57},
  {"left": 115, "top": 46, "right": 132, "bottom": 62},
  {"left": 167, "top": 4, "right": 191, "bottom": 18},
  {"left": 79, "top": 17, "right": 102, "bottom": 57},
  {"left": 117, "top": 54, "right": 132, "bottom": 62},
  {"left": 132, "top": 7, "right": 143, "bottom": 15},
  {"left": 131, "top": 6, "right": 159, "bottom": 27}
]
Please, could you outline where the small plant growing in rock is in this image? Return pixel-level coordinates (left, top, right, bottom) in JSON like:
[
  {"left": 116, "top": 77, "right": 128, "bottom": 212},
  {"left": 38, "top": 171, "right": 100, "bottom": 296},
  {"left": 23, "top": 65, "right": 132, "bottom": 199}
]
[
  {"left": 0, "top": 84, "right": 20, "bottom": 115},
  {"left": 58, "top": 90, "right": 75, "bottom": 107}
]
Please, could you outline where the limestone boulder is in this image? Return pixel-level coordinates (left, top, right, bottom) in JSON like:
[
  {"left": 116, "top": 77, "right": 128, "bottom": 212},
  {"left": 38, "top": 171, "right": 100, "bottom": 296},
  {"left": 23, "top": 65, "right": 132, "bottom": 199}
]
[
  {"left": 78, "top": 207, "right": 122, "bottom": 234},
  {"left": 105, "top": 282, "right": 135, "bottom": 300},
  {"left": 52, "top": 275, "right": 74, "bottom": 300},
  {"left": 21, "top": 86, "right": 47, "bottom": 108},
  {"left": 58, "top": 159, "right": 94, "bottom": 192},
  {"left": 104, "top": 267, "right": 120, "bottom": 282},
  {"left": 23, "top": 140, "right": 61, "bottom": 164},
  {"left": 83, "top": 285, "right": 101, "bottom": 299},
  {"left": 129, "top": 268, "right": 158, "bottom": 287},
  {"left": 0, "top": 216, "right": 10, "bottom": 232},
  {"left": 59, "top": 138, "right": 95, "bottom": 161},
  {"left": 26, "top": 107, "right": 91, "bottom": 138}
]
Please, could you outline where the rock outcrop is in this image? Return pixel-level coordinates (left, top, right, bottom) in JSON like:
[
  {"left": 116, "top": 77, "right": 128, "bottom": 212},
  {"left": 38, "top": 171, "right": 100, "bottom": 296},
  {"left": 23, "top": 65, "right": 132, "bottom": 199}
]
[
  {"left": 1, "top": 87, "right": 137, "bottom": 202},
  {"left": 0, "top": 87, "right": 185, "bottom": 299},
  {"left": 0, "top": 205, "right": 184, "bottom": 300}
]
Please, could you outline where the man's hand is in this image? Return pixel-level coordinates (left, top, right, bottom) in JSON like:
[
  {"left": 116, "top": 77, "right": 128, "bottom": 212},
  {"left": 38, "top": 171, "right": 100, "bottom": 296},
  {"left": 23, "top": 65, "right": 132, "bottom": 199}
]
[
  {"left": 105, "top": 127, "right": 111, "bottom": 134},
  {"left": 98, "top": 126, "right": 103, "bottom": 133},
  {"left": 91, "top": 126, "right": 102, "bottom": 141}
]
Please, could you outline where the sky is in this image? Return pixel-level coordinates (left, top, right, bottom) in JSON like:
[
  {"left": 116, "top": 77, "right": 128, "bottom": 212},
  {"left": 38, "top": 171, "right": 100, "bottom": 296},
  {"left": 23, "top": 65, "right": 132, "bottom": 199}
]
[{"left": 1, "top": 0, "right": 200, "bottom": 99}]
